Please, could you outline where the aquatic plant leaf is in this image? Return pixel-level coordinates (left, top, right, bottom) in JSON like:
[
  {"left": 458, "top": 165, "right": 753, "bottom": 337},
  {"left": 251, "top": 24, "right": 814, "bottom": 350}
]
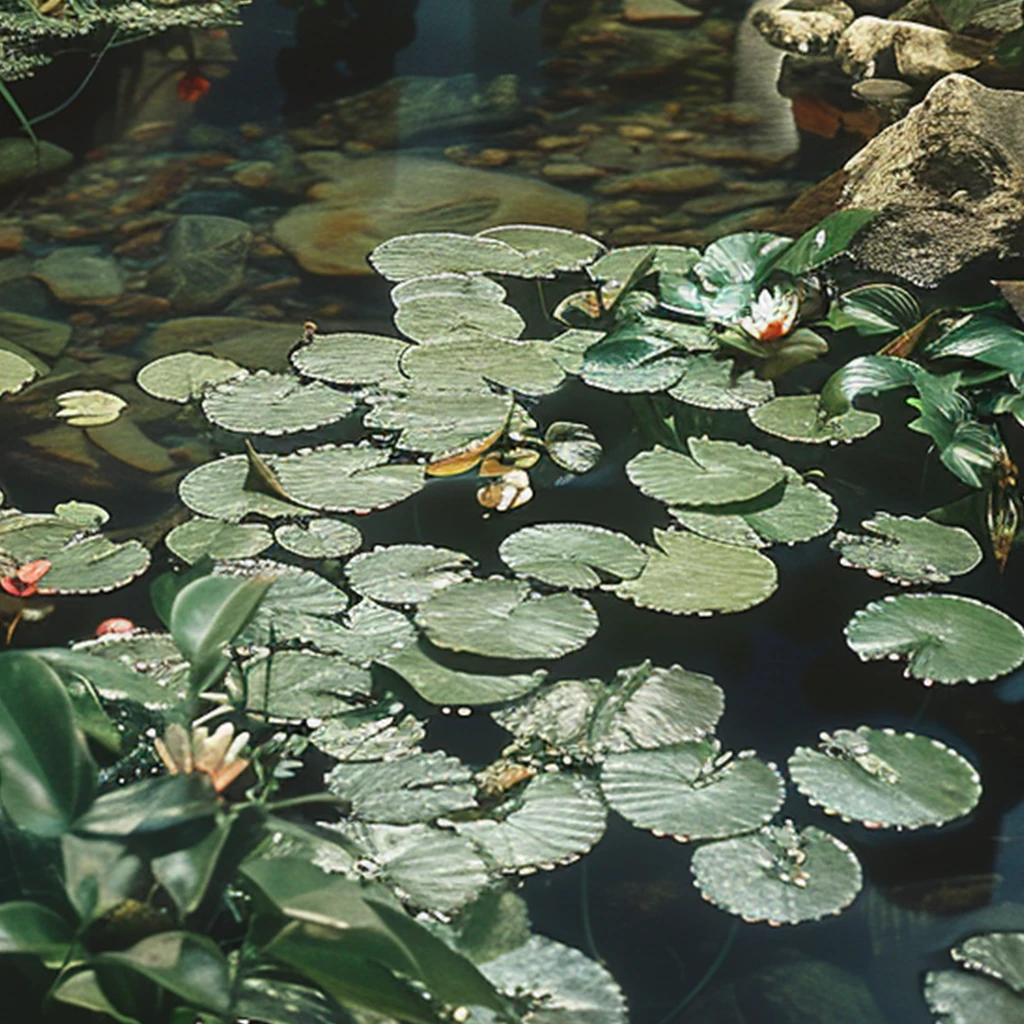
[
  {"left": 845, "top": 593, "right": 1024, "bottom": 684},
  {"left": 391, "top": 273, "right": 507, "bottom": 307},
  {"left": 41, "top": 536, "right": 151, "bottom": 595},
  {"left": 0, "top": 512, "right": 83, "bottom": 562},
  {"left": 770, "top": 209, "right": 876, "bottom": 276},
  {"left": 456, "top": 773, "right": 607, "bottom": 872},
  {"left": 369, "top": 232, "right": 529, "bottom": 281},
  {"left": 304, "top": 599, "right": 416, "bottom": 665},
  {"left": 401, "top": 337, "right": 565, "bottom": 396},
  {"left": 480, "top": 935, "right": 627, "bottom": 1024},
  {"left": 695, "top": 232, "right": 791, "bottom": 292},
  {"left": 165, "top": 518, "right": 274, "bottom": 564},
  {"left": 668, "top": 353, "right": 775, "bottom": 410},
  {"left": 491, "top": 678, "right": 604, "bottom": 756},
  {"left": 201, "top": 372, "right": 355, "bottom": 436},
  {"left": 952, "top": 933, "right": 1024, "bottom": 993},
  {"left": 243, "top": 650, "right": 372, "bottom": 721},
  {"left": 544, "top": 421, "right": 602, "bottom": 473},
  {"left": 0, "top": 349, "right": 38, "bottom": 396},
  {"left": 499, "top": 523, "right": 647, "bottom": 589},
  {"left": 924, "top": 968, "right": 1024, "bottom": 1024},
  {"left": 136, "top": 352, "right": 243, "bottom": 404},
  {"left": 831, "top": 513, "right": 982, "bottom": 585},
  {"left": 579, "top": 333, "right": 686, "bottom": 393},
  {"left": 415, "top": 579, "right": 599, "bottom": 659},
  {"left": 273, "top": 519, "right": 362, "bottom": 559},
  {"left": 70, "top": 631, "right": 190, "bottom": 709},
  {"left": 273, "top": 445, "right": 425, "bottom": 514},
  {"left": 590, "top": 244, "right": 699, "bottom": 285},
  {"left": 54, "top": 502, "right": 108, "bottom": 529},
  {"left": 820, "top": 355, "right": 923, "bottom": 417},
  {"left": 291, "top": 332, "right": 410, "bottom": 387},
  {"left": 749, "top": 394, "right": 881, "bottom": 443},
  {"left": 365, "top": 385, "right": 512, "bottom": 456},
  {"left": 310, "top": 699, "right": 425, "bottom": 762},
  {"left": 600, "top": 741, "right": 784, "bottom": 841},
  {"left": 55, "top": 389, "right": 126, "bottom": 427},
  {"left": 346, "top": 544, "right": 474, "bottom": 605},
  {"left": 924, "top": 314, "right": 1024, "bottom": 376},
  {"left": 614, "top": 528, "right": 778, "bottom": 615},
  {"left": 381, "top": 642, "right": 546, "bottom": 707},
  {"left": 395, "top": 296, "right": 526, "bottom": 345},
  {"left": 626, "top": 440, "right": 785, "bottom": 507},
  {"left": 789, "top": 726, "right": 981, "bottom": 829},
  {"left": 326, "top": 751, "right": 476, "bottom": 825},
  {"left": 824, "top": 284, "right": 921, "bottom": 336},
  {"left": 179, "top": 454, "right": 311, "bottom": 522},
  {"left": 477, "top": 225, "right": 606, "bottom": 277},
  {"left": 547, "top": 329, "right": 603, "bottom": 374},
  {"left": 691, "top": 822, "right": 862, "bottom": 925}
]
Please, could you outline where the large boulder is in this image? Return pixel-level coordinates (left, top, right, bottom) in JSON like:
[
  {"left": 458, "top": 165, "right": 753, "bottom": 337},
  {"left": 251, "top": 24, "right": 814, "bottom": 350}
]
[{"left": 839, "top": 74, "right": 1024, "bottom": 286}]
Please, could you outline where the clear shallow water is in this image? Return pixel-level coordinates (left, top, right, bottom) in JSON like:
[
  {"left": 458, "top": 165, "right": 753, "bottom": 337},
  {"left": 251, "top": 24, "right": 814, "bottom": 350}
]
[{"left": 0, "top": 4, "right": 1021, "bottom": 1023}]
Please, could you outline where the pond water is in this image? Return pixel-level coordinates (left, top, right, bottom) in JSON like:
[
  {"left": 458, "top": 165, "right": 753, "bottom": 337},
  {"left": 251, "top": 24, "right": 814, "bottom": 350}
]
[{"left": 0, "top": 2, "right": 1022, "bottom": 1023}]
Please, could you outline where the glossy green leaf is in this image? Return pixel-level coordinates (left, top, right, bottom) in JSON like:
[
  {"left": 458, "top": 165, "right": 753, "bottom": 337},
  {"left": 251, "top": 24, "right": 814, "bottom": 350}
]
[
  {"left": 243, "top": 650, "right": 372, "bottom": 720},
  {"left": 391, "top": 272, "right": 507, "bottom": 307},
  {"left": 820, "top": 355, "right": 923, "bottom": 417},
  {"left": 0, "top": 348, "right": 38, "bottom": 396},
  {"left": 74, "top": 774, "right": 219, "bottom": 837},
  {"left": 770, "top": 209, "right": 876, "bottom": 276},
  {"left": 824, "top": 284, "right": 921, "bottom": 336},
  {"left": 0, "top": 900, "right": 74, "bottom": 960},
  {"left": 544, "top": 420, "right": 602, "bottom": 473},
  {"left": 151, "top": 818, "right": 234, "bottom": 917},
  {"left": 579, "top": 333, "right": 686, "bottom": 393},
  {"left": 749, "top": 394, "right": 881, "bottom": 443},
  {"left": 668, "top": 353, "right": 774, "bottom": 410},
  {"left": 695, "top": 232, "right": 792, "bottom": 291},
  {"left": 953, "top": 933, "right": 1024, "bottom": 993}
]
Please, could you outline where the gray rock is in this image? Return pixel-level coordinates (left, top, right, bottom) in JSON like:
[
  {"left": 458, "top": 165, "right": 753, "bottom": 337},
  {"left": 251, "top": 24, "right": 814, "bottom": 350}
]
[
  {"left": 753, "top": 0, "right": 855, "bottom": 56},
  {"left": 840, "top": 74, "right": 1024, "bottom": 286},
  {"left": 0, "top": 310, "right": 71, "bottom": 358},
  {"left": 32, "top": 248, "right": 125, "bottom": 306},
  {"left": 0, "top": 138, "right": 72, "bottom": 189},
  {"left": 151, "top": 215, "right": 252, "bottom": 313}
]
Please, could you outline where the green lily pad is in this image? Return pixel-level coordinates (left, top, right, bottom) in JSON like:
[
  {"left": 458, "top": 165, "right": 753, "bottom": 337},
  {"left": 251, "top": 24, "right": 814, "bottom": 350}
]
[
  {"left": 55, "top": 389, "right": 127, "bottom": 428},
  {"left": 243, "top": 649, "right": 372, "bottom": 720},
  {"left": 380, "top": 641, "right": 547, "bottom": 707},
  {"left": 0, "top": 349, "right": 39, "bottom": 396},
  {"left": 165, "top": 518, "right": 274, "bottom": 564},
  {"left": 136, "top": 352, "right": 244, "bottom": 404},
  {"left": 613, "top": 528, "right": 778, "bottom": 615},
  {"left": 309, "top": 598, "right": 417, "bottom": 664},
  {"left": 952, "top": 933, "right": 1024, "bottom": 993},
  {"left": 395, "top": 296, "right": 526, "bottom": 344},
  {"left": 548, "top": 330, "right": 604, "bottom": 375},
  {"left": 499, "top": 523, "right": 647, "bottom": 589},
  {"left": 272, "top": 445, "right": 424, "bottom": 514},
  {"left": 178, "top": 454, "right": 310, "bottom": 523},
  {"left": 291, "top": 332, "right": 410, "bottom": 387},
  {"left": 455, "top": 773, "right": 607, "bottom": 873},
  {"left": 844, "top": 593, "right": 1024, "bottom": 684},
  {"left": 477, "top": 225, "right": 606, "bottom": 277},
  {"left": 831, "top": 514, "right": 982, "bottom": 586},
  {"left": 600, "top": 740, "right": 784, "bottom": 841},
  {"left": 590, "top": 244, "right": 698, "bottom": 285},
  {"left": 579, "top": 336, "right": 687, "bottom": 394},
  {"left": 789, "top": 726, "right": 981, "bottom": 829},
  {"left": 346, "top": 544, "right": 474, "bottom": 605},
  {"left": 310, "top": 698, "right": 425, "bottom": 762},
  {"left": 749, "top": 394, "right": 881, "bottom": 444},
  {"left": 924, "top": 969, "right": 1024, "bottom": 1024},
  {"left": 670, "top": 470, "right": 838, "bottom": 549},
  {"left": 0, "top": 511, "right": 80, "bottom": 560},
  {"left": 369, "top": 232, "right": 529, "bottom": 281},
  {"left": 39, "top": 536, "right": 151, "bottom": 595},
  {"left": 391, "top": 273, "right": 507, "bottom": 307},
  {"left": 668, "top": 354, "right": 775, "bottom": 411},
  {"left": 325, "top": 751, "right": 477, "bottom": 825},
  {"left": 415, "top": 579, "right": 599, "bottom": 659},
  {"left": 54, "top": 502, "right": 109, "bottom": 528},
  {"left": 544, "top": 421, "right": 602, "bottom": 474},
  {"left": 691, "top": 821, "right": 863, "bottom": 925},
  {"left": 201, "top": 372, "right": 355, "bottom": 436},
  {"left": 273, "top": 519, "right": 362, "bottom": 559},
  {"left": 626, "top": 440, "right": 786, "bottom": 508}
]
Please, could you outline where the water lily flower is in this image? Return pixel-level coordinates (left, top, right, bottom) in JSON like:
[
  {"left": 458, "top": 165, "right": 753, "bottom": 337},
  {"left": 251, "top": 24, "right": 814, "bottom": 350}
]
[
  {"left": 738, "top": 286, "right": 800, "bottom": 343},
  {"left": 0, "top": 559, "right": 52, "bottom": 598},
  {"left": 95, "top": 617, "right": 136, "bottom": 637},
  {"left": 154, "top": 721, "right": 250, "bottom": 794},
  {"left": 476, "top": 469, "right": 533, "bottom": 513}
]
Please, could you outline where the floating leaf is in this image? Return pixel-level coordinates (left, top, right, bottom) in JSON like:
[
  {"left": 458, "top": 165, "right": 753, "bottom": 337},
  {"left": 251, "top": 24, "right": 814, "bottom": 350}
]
[
  {"left": 456, "top": 773, "right": 607, "bottom": 872},
  {"left": 201, "top": 372, "right": 355, "bottom": 436},
  {"left": 136, "top": 352, "right": 243, "bottom": 404},
  {"left": 924, "top": 968, "right": 1024, "bottom": 1024},
  {"left": 274, "top": 519, "right": 362, "bottom": 559},
  {"left": 749, "top": 394, "right": 881, "bottom": 444},
  {"left": 165, "top": 518, "right": 274, "bottom": 564},
  {"left": 613, "top": 528, "right": 777, "bottom": 616},
  {"left": 415, "top": 579, "right": 599, "bottom": 659},
  {"left": 600, "top": 740, "right": 784, "bottom": 841},
  {"left": 691, "top": 821, "right": 862, "bottom": 925},
  {"left": 824, "top": 284, "right": 921, "bottom": 336},
  {"left": 0, "top": 349, "right": 38, "bottom": 397},
  {"left": 590, "top": 244, "right": 698, "bottom": 285},
  {"left": 243, "top": 650, "right": 372, "bottom": 720},
  {"left": 401, "top": 337, "right": 564, "bottom": 396},
  {"left": 626, "top": 440, "right": 785, "bottom": 508},
  {"left": 548, "top": 329, "right": 603, "bottom": 374},
  {"left": 820, "top": 355, "right": 923, "bottom": 417},
  {"left": 499, "top": 523, "right": 646, "bottom": 589},
  {"left": 179, "top": 454, "right": 310, "bottom": 523},
  {"left": 55, "top": 389, "right": 126, "bottom": 428},
  {"left": 669, "top": 354, "right": 775, "bottom": 411},
  {"left": 477, "top": 225, "right": 606, "bottom": 277},
  {"left": 695, "top": 232, "right": 792, "bottom": 292},
  {"left": 310, "top": 699, "right": 425, "bottom": 762},
  {"left": 54, "top": 502, "right": 108, "bottom": 528},
  {"left": 369, "top": 232, "right": 528, "bottom": 281},
  {"left": 391, "top": 273, "right": 507, "bottom": 307},
  {"left": 395, "top": 296, "right": 525, "bottom": 345},
  {"left": 544, "top": 421, "right": 602, "bottom": 474},
  {"left": 579, "top": 333, "right": 686, "bottom": 393},
  {"left": 952, "top": 933, "right": 1024, "bottom": 993},
  {"left": 326, "top": 751, "right": 476, "bottom": 825},
  {"left": 291, "top": 332, "right": 410, "bottom": 387},
  {"left": 770, "top": 209, "right": 876, "bottom": 276},
  {"left": 831, "top": 514, "right": 982, "bottom": 586},
  {"left": 789, "top": 726, "right": 981, "bottom": 829},
  {"left": 845, "top": 593, "right": 1024, "bottom": 684},
  {"left": 40, "top": 536, "right": 151, "bottom": 596},
  {"left": 346, "top": 544, "right": 474, "bottom": 605},
  {"left": 311, "top": 599, "right": 417, "bottom": 664},
  {"left": 70, "top": 631, "right": 190, "bottom": 708}
]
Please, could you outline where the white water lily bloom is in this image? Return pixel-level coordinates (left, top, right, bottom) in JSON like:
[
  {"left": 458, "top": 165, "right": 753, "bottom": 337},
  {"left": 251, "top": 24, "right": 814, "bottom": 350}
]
[{"left": 738, "top": 287, "right": 800, "bottom": 343}]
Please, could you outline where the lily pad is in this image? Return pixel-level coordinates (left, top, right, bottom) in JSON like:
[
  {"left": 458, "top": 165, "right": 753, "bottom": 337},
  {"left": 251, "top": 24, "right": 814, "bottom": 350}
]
[
  {"left": 346, "top": 544, "right": 475, "bottom": 605},
  {"left": 380, "top": 641, "right": 547, "bottom": 707},
  {"left": 136, "top": 352, "right": 243, "bottom": 404},
  {"left": 291, "top": 332, "right": 410, "bottom": 387},
  {"left": 54, "top": 502, "right": 109, "bottom": 528},
  {"left": 70, "top": 631, "right": 190, "bottom": 709},
  {"left": 201, "top": 372, "right": 355, "bottom": 436},
  {"left": 39, "top": 536, "right": 151, "bottom": 595},
  {"left": 0, "top": 349, "right": 38, "bottom": 396},
  {"left": 749, "top": 394, "right": 881, "bottom": 444},
  {"left": 691, "top": 821, "right": 863, "bottom": 925},
  {"left": 590, "top": 244, "right": 698, "bottom": 285},
  {"left": 395, "top": 296, "right": 525, "bottom": 344},
  {"left": 178, "top": 454, "right": 311, "bottom": 523},
  {"left": 789, "top": 726, "right": 981, "bottom": 829},
  {"left": 844, "top": 593, "right": 1024, "bottom": 684},
  {"left": 310, "top": 599, "right": 417, "bottom": 665},
  {"left": 55, "top": 389, "right": 127, "bottom": 428},
  {"left": 668, "top": 354, "right": 775, "bottom": 411},
  {"left": 415, "top": 579, "right": 599, "bottom": 659},
  {"left": 626, "top": 440, "right": 785, "bottom": 508},
  {"left": 600, "top": 740, "right": 784, "bottom": 841},
  {"left": 924, "top": 968, "right": 1024, "bottom": 1024},
  {"left": 273, "top": 519, "right": 362, "bottom": 559},
  {"left": 544, "top": 421, "right": 602, "bottom": 474},
  {"left": 499, "top": 523, "right": 647, "bottom": 589},
  {"left": 952, "top": 933, "right": 1024, "bottom": 993},
  {"left": 391, "top": 273, "right": 507, "bottom": 307},
  {"left": 831, "top": 514, "right": 982, "bottom": 586},
  {"left": 369, "top": 232, "right": 529, "bottom": 281},
  {"left": 613, "top": 528, "right": 778, "bottom": 615},
  {"left": 165, "top": 518, "right": 274, "bottom": 563},
  {"left": 548, "top": 329, "right": 603, "bottom": 375},
  {"left": 579, "top": 335, "right": 687, "bottom": 393},
  {"left": 455, "top": 773, "right": 607, "bottom": 872},
  {"left": 477, "top": 225, "right": 606, "bottom": 277},
  {"left": 310, "top": 698, "right": 425, "bottom": 762},
  {"left": 243, "top": 649, "right": 372, "bottom": 720}
]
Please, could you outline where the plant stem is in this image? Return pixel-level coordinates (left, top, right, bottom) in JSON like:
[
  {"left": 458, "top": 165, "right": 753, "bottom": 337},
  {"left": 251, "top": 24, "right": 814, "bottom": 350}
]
[{"left": 655, "top": 919, "right": 739, "bottom": 1024}]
